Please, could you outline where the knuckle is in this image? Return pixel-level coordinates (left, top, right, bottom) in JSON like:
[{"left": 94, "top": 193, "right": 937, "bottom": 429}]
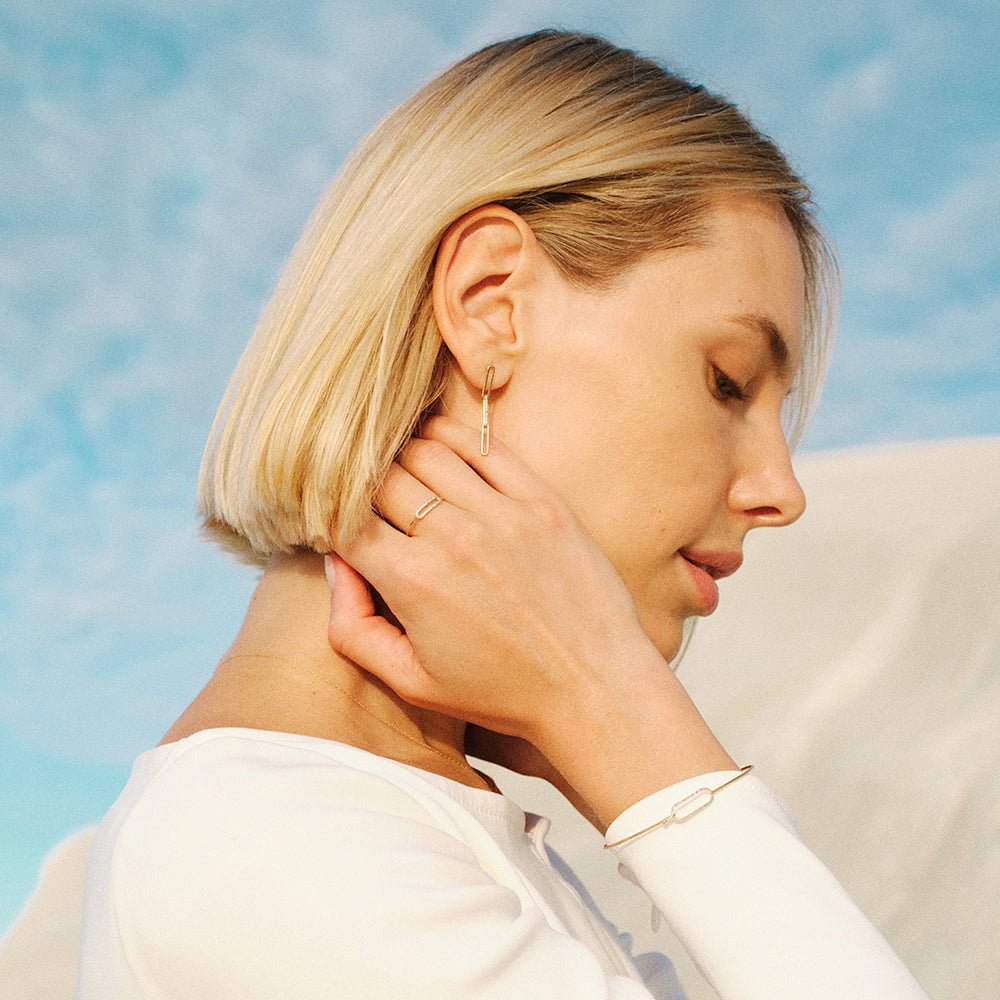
[
  {"left": 447, "top": 517, "right": 488, "bottom": 553},
  {"left": 326, "top": 616, "right": 352, "bottom": 650},
  {"left": 393, "top": 546, "right": 427, "bottom": 585},
  {"left": 402, "top": 436, "right": 451, "bottom": 474},
  {"left": 527, "top": 493, "right": 570, "bottom": 533},
  {"left": 417, "top": 436, "right": 452, "bottom": 467}
]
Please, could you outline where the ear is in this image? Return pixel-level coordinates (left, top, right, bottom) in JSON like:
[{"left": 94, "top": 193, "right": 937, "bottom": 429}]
[{"left": 432, "top": 205, "right": 538, "bottom": 390}]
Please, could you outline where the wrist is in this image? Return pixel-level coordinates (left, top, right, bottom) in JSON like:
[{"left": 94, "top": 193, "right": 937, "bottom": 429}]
[{"left": 534, "top": 654, "right": 735, "bottom": 826}]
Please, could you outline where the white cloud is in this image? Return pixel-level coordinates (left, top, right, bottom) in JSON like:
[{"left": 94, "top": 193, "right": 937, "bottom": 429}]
[
  {"left": 815, "top": 54, "right": 895, "bottom": 125},
  {"left": 1, "top": 456, "right": 259, "bottom": 764},
  {"left": 855, "top": 146, "right": 1000, "bottom": 298},
  {"left": 803, "top": 287, "right": 1000, "bottom": 450}
]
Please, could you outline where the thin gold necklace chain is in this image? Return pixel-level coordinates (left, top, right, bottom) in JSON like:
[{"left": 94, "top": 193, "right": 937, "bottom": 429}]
[{"left": 216, "top": 652, "right": 470, "bottom": 771}]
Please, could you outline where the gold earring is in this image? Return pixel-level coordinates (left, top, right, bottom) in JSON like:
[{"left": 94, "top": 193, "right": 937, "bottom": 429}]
[{"left": 481, "top": 365, "right": 495, "bottom": 456}]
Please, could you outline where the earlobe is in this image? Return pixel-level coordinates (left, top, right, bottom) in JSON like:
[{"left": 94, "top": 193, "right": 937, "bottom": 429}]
[{"left": 432, "top": 205, "right": 535, "bottom": 390}]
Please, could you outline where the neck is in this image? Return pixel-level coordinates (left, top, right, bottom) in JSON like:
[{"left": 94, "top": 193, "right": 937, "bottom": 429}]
[{"left": 162, "top": 551, "right": 488, "bottom": 790}]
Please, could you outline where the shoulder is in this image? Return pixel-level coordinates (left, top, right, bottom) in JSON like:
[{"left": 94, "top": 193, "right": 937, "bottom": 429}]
[
  {"left": 85, "top": 732, "right": 483, "bottom": 983},
  {"left": 82, "top": 730, "right": 578, "bottom": 997},
  {"left": 90, "top": 727, "right": 538, "bottom": 915},
  {"left": 102, "top": 728, "right": 482, "bottom": 865}
]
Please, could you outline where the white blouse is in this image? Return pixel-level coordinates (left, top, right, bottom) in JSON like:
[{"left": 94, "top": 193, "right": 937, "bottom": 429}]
[{"left": 76, "top": 728, "right": 927, "bottom": 999}]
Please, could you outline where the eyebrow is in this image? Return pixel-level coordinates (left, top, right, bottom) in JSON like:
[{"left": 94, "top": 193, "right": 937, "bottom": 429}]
[{"left": 726, "top": 313, "right": 795, "bottom": 380}]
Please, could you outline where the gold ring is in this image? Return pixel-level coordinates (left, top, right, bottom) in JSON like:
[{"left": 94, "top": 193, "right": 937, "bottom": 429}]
[{"left": 405, "top": 496, "right": 443, "bottom": 537}]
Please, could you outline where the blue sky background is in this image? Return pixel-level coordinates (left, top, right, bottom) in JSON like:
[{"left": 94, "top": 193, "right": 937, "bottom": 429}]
[{"left": 1, "top": 0, "right": 997, "bottom": 931}]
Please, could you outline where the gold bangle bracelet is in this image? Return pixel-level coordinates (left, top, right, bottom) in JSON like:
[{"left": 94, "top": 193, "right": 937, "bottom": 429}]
[{"left": 603, "top": 764, "right": 754, "bottom": 850}]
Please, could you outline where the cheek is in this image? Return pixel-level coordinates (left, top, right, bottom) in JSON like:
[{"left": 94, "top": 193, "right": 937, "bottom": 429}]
[
  {"left": 553, "top": 424, "right": 724, "bottom": 580},
  {"left": 500, "top": 379, "right": 648, "bottom": 522}
]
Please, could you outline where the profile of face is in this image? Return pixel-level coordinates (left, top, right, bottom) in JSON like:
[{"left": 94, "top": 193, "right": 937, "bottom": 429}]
[{"left": 435, "top": 195, "right": 807, "bottom": 659}]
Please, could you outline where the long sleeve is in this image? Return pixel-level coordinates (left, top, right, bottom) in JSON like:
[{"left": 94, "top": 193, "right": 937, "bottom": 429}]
[
  {"left": 78, "top": 732, "right": 928, "bottom": 999},
  {"left": 605, "top": 772, "right": 929, "bottom": 1000}
]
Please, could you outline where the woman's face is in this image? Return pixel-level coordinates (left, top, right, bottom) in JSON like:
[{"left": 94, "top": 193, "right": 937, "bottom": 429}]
[{"left": 490, "top": 196, "right": 808, "bottom": 659}]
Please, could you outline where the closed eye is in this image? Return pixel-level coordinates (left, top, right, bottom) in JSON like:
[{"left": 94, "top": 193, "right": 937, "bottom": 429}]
[{"left": 714, "top": 368, "right": 749, "bottom": 403}]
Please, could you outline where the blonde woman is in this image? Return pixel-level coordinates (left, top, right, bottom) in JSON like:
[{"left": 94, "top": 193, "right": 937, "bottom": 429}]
[{"left": 77, "top": 31, "right": 927, "bottom": 999}]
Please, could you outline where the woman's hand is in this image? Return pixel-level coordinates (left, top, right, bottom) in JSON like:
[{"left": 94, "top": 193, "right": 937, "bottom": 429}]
[
  {"left": 328, "top": 416, "right": 733, "bottom": 825},
  {"left": 329, "top": 416, "right": 646, "bottom": 738}
]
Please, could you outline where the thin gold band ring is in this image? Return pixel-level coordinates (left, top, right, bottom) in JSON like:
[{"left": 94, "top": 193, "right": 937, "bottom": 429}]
[{"left": 405, "top": 496, "right": 443, "bottom": 537}]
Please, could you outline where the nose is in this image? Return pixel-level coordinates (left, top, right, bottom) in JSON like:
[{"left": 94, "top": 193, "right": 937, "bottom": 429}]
[{"left": 729, "top": 425, "right": 807, "bottom": 528}]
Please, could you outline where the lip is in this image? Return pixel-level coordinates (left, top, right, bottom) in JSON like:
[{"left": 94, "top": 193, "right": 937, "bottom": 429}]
[{"left": 678, "top": 548, "right": 743, "bottom": 616}]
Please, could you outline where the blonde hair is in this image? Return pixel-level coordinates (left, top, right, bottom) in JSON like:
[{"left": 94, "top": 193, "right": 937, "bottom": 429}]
[{"left": 199, "top": 30, "right": 838, "bottom": 564}]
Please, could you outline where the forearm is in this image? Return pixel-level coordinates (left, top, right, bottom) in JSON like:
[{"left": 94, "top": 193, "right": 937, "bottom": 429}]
[{"left": 605, "top": 772, "right": 929, "bottom": 1000}]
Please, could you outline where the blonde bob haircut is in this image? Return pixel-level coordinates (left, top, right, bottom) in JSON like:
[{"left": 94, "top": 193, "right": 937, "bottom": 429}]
[{"left": 199, "top": 29, "right": 839, "bottom": 564}]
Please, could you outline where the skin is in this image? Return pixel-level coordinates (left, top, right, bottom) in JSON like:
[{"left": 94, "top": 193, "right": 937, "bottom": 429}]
[
  {"left": 163, "top": 195, "right": 807, "bottom": 828},
  {"left": 431, "top": 194, "right": 806, "bottom": 658}
]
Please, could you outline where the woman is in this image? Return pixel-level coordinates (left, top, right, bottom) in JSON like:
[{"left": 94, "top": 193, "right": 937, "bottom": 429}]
[{"left": 77, "top": 30, "right": 928, "bottom": 999}]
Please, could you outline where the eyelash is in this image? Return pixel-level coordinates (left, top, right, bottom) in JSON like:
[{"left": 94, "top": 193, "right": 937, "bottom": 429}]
[{"left": 714, "top": 368, "right": 750, "bottom": 403}]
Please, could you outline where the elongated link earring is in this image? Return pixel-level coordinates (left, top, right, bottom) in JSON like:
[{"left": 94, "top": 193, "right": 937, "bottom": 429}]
[{"left": 481, "top": 365, "right": 495, "bottom": 456}]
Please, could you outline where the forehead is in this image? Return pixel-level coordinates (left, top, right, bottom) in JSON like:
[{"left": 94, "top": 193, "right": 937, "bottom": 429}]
[{"left": 643, "top": 197, "right": 807, "bottom": 368}]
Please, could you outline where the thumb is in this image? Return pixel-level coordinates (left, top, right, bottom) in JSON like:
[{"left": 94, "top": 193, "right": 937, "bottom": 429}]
[
  {"left": 325, "top": 554, "right": 435, "bottom": 707},
  {"left": 325, "top": 552, "right": 375, "bottom": 619}
]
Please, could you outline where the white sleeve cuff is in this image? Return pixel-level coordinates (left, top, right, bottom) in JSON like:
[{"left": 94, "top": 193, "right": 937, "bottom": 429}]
[{"left": 605, "top": 773, "right": 928, "bottom": 1000}]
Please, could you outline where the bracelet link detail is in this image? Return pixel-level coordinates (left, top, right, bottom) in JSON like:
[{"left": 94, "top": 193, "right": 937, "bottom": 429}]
[
  {"left": 673, "top": 786, "right": 715, "bottom": 822},
  {"left": 604, "top": 764, "right": 754, "bottom": 850}
]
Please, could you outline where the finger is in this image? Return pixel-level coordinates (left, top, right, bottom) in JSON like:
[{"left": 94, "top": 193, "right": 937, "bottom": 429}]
[
  {"left": 395, "top": 435, "right": 504, "bottom": 515},
  {"left": 336, "top": 512, "right": 417, "bottom": 589},
  {"left": 419, "top": 415, "right": 553, "bottom": 503},
  {"left": 324, "top": 552, "right": 375, "bottom": 619},
  {"left": 326, "top": 553, "right": 438, "bottom": 706},
  {"left": 335, "top": 513, "right": 458, "bottom": 624},
  {"left": 375, "top": 461, "right": 457, "bottom": 538}
]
